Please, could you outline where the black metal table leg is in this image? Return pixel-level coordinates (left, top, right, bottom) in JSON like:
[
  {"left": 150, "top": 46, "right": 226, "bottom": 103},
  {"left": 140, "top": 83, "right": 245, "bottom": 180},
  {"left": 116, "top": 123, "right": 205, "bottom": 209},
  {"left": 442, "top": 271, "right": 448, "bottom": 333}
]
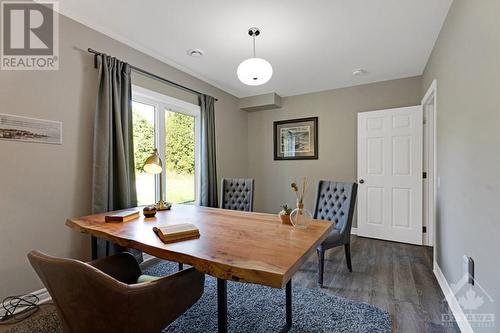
[
  {"left": 280, "top": 280, "right": 293, "bottom": 333},
  {"left": 217, "top": 278, "right": 228, "bottom": 333},
  {"left": 91, "top": 236, "right": 98, "bottom": 260},
  {"left": 217, "top": 278, "right": 291, "bottom": 333}
]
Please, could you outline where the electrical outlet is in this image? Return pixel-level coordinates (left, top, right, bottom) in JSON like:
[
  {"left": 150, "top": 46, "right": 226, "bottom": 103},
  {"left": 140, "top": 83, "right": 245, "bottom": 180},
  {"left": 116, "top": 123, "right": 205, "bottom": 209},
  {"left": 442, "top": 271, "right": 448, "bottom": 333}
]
[{"left": 463, "top": 255, "right": 474, "bottom": 285}]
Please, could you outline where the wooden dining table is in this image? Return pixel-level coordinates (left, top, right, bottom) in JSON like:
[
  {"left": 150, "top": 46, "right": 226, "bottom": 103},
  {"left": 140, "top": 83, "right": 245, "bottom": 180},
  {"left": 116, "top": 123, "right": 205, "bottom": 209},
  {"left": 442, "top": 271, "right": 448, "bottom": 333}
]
[{"left": 66, "top": 204, "right": 334, "bottom": 333}]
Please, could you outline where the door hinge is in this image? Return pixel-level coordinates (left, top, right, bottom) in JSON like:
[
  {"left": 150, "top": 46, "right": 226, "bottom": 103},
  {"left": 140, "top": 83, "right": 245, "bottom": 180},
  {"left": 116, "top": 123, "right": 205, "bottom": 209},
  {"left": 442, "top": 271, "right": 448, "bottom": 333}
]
[
  {"left": 423, "top": 118, "right": 427, "bottom": 125},
  {"left": 422, "top": 226, "right": 427, "bottom": 233},
  {"left": 423, "top": 172, "right": 427, "bottom": 179}
]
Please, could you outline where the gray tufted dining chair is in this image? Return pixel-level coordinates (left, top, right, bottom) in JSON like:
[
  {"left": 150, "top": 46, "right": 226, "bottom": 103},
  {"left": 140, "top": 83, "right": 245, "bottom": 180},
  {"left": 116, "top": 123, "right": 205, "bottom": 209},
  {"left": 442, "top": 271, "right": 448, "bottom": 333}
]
[
  {"left": 220, "top": 178, "right": 255, "bottom": 212},
  {"left": 313, "top": 180, "right": 358, "bottom": 287}
]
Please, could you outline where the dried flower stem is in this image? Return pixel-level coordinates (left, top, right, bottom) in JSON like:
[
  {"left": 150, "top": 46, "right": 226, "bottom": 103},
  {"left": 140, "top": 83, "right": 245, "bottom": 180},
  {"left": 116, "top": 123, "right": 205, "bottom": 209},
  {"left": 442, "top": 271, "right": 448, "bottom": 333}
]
[{"left": 291, "top": 178, "right": 308, "bottom": 205}]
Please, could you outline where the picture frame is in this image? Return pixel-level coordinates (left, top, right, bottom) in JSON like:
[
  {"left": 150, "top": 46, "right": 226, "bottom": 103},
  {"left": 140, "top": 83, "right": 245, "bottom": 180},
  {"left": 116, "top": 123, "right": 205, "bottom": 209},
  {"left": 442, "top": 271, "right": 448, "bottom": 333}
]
[
  {"left": 0, "top": 113, "right": 62, "bottom": 145},
  {"left": 273, "top": 117, "right": 318, "bottom": 160}
]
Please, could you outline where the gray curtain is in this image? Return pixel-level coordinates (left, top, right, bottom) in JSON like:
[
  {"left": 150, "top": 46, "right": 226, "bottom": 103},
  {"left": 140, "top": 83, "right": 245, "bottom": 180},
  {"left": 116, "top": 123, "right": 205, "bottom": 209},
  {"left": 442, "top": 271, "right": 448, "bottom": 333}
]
[
  {"left": 199, "top": 94, "right": 218, "bottom": 207},
  {"left": 91, "top": 54, "right": 142, "bottom": 261}
]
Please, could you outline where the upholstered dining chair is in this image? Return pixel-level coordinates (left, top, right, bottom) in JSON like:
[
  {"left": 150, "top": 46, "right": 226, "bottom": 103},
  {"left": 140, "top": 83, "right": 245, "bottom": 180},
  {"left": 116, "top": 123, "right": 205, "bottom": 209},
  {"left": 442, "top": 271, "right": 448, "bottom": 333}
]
[
  {"left": 313, "top": 180, "right": 358, "bottom": 287},
  {"left": 28, "top": 251, "right": 204, "bottom": 333},
  {"left": 220, "top": 177, "right": 255, "bottom": 212}
]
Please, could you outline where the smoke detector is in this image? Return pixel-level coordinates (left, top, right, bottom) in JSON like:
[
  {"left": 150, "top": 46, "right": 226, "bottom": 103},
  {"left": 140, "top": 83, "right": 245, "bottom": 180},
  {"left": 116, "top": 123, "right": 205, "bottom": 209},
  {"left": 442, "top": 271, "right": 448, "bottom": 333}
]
[
  {"left": 352, "top": 69, "right": 367, "bottom": 76},
  {"left": 187, "top": 49, "right": 204, "bottom": 57}
]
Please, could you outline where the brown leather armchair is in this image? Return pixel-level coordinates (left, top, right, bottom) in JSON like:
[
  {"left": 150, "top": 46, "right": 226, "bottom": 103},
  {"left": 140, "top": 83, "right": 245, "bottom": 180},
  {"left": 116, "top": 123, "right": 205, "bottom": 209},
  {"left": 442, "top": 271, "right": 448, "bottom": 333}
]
[{"left": 28, "top": 251, "right": 204, "bottom": 333}]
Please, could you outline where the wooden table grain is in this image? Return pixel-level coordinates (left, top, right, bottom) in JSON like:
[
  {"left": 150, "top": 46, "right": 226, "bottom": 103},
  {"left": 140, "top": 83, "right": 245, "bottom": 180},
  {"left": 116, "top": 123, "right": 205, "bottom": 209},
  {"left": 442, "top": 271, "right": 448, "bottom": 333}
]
[{"left": 66, "top": 204, "right": 334, "bottom": 332}]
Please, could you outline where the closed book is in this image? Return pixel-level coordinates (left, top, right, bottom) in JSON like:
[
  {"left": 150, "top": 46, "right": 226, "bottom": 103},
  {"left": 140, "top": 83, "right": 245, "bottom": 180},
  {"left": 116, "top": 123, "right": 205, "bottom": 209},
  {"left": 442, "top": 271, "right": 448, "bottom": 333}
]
[
  {"left": 105, "top": 210, "right": 140, "bottom": 223},
  {"left": 153, "top": 223, "right": 200, "bottom": 243}
]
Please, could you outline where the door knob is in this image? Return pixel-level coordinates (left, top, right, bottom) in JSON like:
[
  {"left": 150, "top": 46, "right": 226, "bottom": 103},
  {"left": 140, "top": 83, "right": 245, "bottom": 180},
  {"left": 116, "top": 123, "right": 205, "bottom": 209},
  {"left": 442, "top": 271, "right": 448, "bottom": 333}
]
[{"left": 359, "top": 179, "right": 365, "bottom": 184}]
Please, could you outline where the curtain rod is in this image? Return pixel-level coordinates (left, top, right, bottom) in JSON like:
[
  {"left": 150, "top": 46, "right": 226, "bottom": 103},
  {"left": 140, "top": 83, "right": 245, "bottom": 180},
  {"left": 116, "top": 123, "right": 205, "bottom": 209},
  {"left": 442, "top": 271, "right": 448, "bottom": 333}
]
[{"left": 88, "top": 48, "right": 218, "bottom": 101}]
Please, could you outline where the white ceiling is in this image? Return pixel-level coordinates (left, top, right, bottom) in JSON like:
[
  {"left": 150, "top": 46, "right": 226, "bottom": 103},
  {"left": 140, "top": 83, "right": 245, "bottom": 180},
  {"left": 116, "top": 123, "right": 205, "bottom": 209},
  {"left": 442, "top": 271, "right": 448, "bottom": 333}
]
[{"left": 57, "top": 0, "right": 452, "bottom": 97}]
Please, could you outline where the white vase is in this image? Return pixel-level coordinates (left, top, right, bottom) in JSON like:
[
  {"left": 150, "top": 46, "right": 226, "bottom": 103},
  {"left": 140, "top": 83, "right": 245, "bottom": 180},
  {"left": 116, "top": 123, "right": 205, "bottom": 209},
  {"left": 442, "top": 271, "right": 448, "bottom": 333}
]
[{"left": 290, "top": 201, "right": 312, "bottom": 229}]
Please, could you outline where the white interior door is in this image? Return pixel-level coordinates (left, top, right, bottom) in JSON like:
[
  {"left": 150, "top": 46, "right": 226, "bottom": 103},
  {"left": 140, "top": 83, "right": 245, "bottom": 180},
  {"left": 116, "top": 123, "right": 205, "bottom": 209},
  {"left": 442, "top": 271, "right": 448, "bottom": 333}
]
[{"left": 357, "top": 106, "right": 423, "bottom": 245}]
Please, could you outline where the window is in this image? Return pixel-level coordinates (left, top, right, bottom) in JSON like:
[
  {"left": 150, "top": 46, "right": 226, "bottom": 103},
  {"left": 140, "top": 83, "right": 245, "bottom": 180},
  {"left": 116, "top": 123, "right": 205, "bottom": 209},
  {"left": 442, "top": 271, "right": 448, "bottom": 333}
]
[{"left": 132, "top": 86, "right": 200, "bottom": 206}]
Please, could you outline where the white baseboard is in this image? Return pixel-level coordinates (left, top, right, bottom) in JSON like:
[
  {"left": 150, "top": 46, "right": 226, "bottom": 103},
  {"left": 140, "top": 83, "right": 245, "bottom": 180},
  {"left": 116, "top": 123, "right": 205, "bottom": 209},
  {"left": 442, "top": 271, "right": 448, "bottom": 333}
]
[
  {"left": 0, "top": 288, "right": 52, "bottom": 319},
  {"left": 143, "top": 253, "right": 156, "bottom": 263},
  {"left": 433, "top": 261, "right": 474, "bottom": 333},
  {"left": 351, "top": 227, "right": 358, "bottom": 235},
  {"left": 33, "top": 288, "right": 51, "bottom": 304},
  {"left": 141, "top": 253, "right": 162, "bottom": 268}
]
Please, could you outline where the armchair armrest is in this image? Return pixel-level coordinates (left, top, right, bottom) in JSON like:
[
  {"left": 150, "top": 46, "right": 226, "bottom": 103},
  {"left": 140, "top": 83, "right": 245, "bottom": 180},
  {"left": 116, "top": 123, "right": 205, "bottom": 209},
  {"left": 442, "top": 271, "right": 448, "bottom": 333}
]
[
  {"left": 126, "top": 267, "right": 205, "bottom": 331},
  {"left": 89, "top": 252, "right": 142, "bottom": 284}
]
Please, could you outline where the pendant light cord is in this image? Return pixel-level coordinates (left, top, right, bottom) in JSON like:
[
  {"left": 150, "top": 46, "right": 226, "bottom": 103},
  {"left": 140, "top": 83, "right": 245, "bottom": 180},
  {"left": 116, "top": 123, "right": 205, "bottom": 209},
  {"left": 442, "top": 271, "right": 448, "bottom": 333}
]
[{"left": 252, "top": 35, "right": 256, "bottom": 57}]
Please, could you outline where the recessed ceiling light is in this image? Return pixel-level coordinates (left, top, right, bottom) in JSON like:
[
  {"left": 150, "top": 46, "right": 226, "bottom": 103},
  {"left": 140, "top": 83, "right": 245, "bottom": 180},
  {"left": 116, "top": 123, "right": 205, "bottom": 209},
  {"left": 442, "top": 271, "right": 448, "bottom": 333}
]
[
  {"left": 187, "top": 49, "right": 204, "bottom": 57},
  {"left": 352, "top": 69, "right": 367, "bottom": 76}
]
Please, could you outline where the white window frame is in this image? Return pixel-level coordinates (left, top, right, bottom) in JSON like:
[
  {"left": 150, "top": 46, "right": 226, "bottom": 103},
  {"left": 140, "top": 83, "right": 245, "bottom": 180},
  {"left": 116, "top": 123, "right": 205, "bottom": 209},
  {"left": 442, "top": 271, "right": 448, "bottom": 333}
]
[{"left": 132, "top": 85, "right": 201, "bottom": 205}]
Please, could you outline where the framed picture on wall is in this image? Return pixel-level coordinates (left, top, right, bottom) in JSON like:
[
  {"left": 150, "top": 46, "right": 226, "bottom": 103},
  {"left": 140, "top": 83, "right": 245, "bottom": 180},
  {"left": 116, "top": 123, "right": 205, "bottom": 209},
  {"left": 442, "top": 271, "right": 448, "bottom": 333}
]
[
  {"left": 0, "top": 113, "right": 62, "bottom": 145},
  {"left": 273, "top": 117, "right": 318, "bottom": 160}
]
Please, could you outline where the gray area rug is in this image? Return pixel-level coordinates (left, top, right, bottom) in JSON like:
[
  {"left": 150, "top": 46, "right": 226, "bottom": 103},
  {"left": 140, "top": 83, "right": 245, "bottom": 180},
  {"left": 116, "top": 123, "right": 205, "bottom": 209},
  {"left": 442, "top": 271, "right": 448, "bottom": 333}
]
[
  {"left": 5, "top": 261, "right": 391, "bottom": 333},
  {"left": 146, "top": 261, "right": 391, "bottom": 333},
  {"left": 3, "top": 306, "right": 62, "bottom": 333}
]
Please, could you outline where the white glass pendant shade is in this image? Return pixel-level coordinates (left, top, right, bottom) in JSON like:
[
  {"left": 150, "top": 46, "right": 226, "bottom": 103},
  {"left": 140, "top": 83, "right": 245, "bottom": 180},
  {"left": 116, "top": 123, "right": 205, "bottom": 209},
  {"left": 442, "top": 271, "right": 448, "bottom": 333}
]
[{"left": 237, "top": 57, "right": 273, "bottom": 86}]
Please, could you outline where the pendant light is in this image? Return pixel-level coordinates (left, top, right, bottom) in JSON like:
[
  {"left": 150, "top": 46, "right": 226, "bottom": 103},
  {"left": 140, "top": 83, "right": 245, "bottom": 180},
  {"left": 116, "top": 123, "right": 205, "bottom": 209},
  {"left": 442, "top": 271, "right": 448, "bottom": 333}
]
[{"left": 237, "top": 27, "right": 273, "bottom": 86}]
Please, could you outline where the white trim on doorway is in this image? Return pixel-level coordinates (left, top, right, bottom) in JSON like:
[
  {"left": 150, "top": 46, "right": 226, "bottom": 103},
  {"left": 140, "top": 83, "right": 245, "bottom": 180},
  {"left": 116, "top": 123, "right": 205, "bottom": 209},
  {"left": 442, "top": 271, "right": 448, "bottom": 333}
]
[{"left": 421, "top": 80, "right": 437, "bottom": 248}]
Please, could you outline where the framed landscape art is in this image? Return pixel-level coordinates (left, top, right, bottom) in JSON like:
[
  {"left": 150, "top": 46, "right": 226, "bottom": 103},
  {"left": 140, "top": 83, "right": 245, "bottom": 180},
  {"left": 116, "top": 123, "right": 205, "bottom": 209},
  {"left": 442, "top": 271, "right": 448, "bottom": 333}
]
[
  {"left": 0, "top": 113, "right": 62, "bottom": 145},
  {"left": 273, "top": 117, "right": 318, "bottom": 160}
]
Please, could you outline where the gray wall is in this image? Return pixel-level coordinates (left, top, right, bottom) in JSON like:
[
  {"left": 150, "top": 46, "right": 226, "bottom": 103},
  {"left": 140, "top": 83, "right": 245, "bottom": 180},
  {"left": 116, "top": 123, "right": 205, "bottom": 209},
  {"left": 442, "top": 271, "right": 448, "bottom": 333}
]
[
  {"left": 0, "top": 8, "right": 247, "bottom": 299},
  {"left": 421, "top": 0, "right": 500, "bottom": 329},
  {"left": 247, "top": 77, "right": 422, "bottom": 224}
]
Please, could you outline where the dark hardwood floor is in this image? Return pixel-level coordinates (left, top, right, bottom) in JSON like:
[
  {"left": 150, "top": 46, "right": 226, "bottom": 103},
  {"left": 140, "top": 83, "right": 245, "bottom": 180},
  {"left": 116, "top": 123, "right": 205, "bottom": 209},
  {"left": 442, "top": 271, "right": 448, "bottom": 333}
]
[{"left": 293, "top": 235, "right": 460, "bottom": 332}]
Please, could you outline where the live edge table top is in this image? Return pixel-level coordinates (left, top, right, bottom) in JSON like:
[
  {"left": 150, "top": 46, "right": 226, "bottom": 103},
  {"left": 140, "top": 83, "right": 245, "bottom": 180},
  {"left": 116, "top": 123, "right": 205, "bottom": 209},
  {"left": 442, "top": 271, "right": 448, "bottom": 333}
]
[{"left": 66, "top": 205, "right": 333, "bottom": 289}]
